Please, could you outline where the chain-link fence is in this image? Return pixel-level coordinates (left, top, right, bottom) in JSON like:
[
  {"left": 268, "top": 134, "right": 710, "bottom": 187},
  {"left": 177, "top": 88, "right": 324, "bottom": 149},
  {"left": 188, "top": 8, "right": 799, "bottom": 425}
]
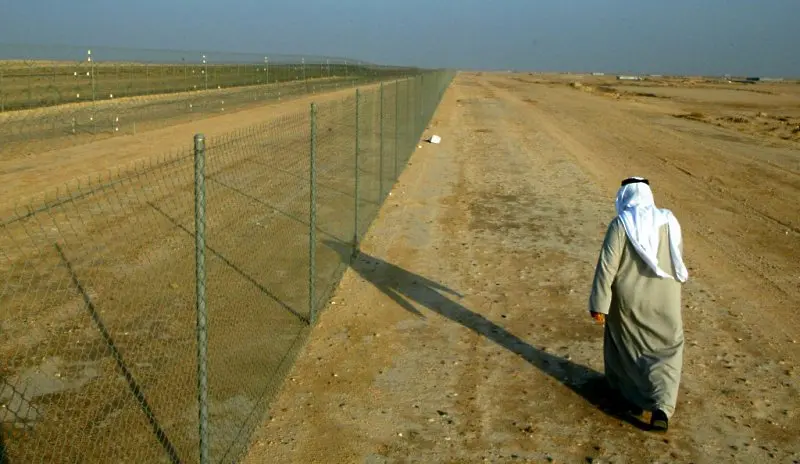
[
  {"left": 0, "top": 43, "right": 420, "bottom": 159},
  {"left": 0, "top": 70, "right": 455, "bottom": 463}
]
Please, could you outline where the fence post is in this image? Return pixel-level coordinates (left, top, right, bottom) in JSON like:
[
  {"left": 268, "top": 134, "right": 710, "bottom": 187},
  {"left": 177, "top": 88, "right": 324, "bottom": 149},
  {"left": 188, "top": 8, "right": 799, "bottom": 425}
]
[
  {"left": 420, "top": 74, "right": 425, "bottom": 136},
  {"left": 353, "top": 89, "right": 360, "bottom": 252},
  {"left": 412, "top": 77, "right": 418, "bottom": 148},
  {"left": 309, "top": 103, "right": 318, "bottom": 325},
  {"left": 394, "top": 80, "right": 399, "bottom": 181},
  {"left": 193, "top": 133, "right": 210, "bottom": 464},
  {"left": 379, "top": 82, "right": 384, "bottom": 202},
  {"left": 406, "top": 78, "right": 412, "bottom": 159},
  {"left": 419, "top": 75, "right": 425, "bottom": 138}
]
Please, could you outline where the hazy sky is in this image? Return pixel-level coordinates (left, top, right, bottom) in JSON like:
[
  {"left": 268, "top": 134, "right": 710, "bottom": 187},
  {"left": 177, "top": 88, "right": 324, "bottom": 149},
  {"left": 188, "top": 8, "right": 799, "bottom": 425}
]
[{"left": 1, "top": 0, "right": 798, "bottom": 76}]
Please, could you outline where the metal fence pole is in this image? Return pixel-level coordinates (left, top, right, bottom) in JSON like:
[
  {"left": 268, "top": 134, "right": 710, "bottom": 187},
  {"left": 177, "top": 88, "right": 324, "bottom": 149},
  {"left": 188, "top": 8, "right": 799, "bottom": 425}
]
[
  {"left": 193, "top": 133, "right": 210, "bottom": 464},
  {"left": 302, "top": 58, "right": 308, "bottom": 94},
  {"left": 203, "top": 55, "right": 208, "bottom": 91},
  {"left": 394, "top": 79, "right": 399, "bottom": 181},
  {"left": 420, "top": 74, "right": 425, "bottom": 137},
  {"left": 406, "top": 78, "right": 412, "bottom": 158},
  {"left": 309, "top": 103, "right": 318, "bottom": 325},
  {"left": 379, "top": 82, "right": 384, "bottom": 202},
  {"left": 412, "top": 78, "right": 418, "bottom": 148},
  {"left": 419, "top": 75, "right": 424, "bottom": 139},
  {"left": 26, "top": 62, "right": 32, "bottom": 107},
  {"left": 353, "top": 89, "right": 361, "bottom": 251},
  {"left": 90, "top": 51, "right": 97, "bottom": 134}
]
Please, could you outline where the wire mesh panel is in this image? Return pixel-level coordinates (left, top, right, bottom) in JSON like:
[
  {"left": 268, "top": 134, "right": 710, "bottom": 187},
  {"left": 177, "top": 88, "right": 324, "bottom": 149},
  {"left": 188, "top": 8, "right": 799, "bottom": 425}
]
[
  {"left": 0, "top": 153, "right": 201, "bottom": 463},
  {"left": 404, "top": 77, "right": 417, "bottom": 168},
  {"left": 312, "top": 95, "right": 360, "bottom": 309},
  {"left": 199, "top": 113, "right": 313, "bottom": 463},
  {"left": 355, "top": 87, "right": 382, "bottom": 237},
  {"left": 0, "top": 68, "right": 455, "bottom": 463},
  {"left": 380, "top": 81, "right": 400, "bottom": 199}
]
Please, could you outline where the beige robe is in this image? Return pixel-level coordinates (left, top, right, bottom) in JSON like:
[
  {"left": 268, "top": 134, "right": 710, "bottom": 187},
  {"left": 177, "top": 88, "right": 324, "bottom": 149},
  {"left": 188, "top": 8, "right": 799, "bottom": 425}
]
[{"left": 589, "top": 217, "right": 684, "bottom": 418}]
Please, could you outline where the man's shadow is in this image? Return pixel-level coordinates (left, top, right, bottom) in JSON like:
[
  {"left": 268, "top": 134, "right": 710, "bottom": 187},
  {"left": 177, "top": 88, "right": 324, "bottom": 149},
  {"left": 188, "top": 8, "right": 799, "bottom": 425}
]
[{"left": 324, "top": 240, "right": 647, "bottom": 428}]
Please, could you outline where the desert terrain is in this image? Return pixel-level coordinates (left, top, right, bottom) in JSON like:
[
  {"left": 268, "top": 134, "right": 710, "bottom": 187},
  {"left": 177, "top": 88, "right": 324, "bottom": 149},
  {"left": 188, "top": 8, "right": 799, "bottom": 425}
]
[
  {"left": 241, "top": 72, "right": 800, "bottom": 463},
  {"left": 1, "top": 70, "right": 798, "bottom": 463}
]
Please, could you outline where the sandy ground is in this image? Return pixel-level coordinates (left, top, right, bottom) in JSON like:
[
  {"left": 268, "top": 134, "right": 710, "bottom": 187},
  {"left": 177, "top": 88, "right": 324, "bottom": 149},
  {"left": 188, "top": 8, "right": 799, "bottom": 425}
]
[{"left": 242, "top": 73, "right": 800, "bottom": 463}]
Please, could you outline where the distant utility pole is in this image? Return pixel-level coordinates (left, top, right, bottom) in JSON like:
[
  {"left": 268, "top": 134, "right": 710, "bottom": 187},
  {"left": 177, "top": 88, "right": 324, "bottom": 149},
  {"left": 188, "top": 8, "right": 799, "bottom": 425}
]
[{"left": 264, "top": 56, "right": 269, "bottom": 84}]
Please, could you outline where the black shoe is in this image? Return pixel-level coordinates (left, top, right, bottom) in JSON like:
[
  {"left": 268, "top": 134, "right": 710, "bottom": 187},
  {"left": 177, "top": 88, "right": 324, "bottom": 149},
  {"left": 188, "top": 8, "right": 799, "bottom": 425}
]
[{"left": 650, "top": 409, "right": 669, "bottom": 432}]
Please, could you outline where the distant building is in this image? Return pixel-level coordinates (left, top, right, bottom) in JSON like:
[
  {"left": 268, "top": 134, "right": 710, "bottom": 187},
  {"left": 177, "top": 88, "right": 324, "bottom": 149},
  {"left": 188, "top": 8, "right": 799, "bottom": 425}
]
[
  {"left": 617, "top": 75, "right": 643, "bottom": 81},
  {"left": 592, "top": 72, "right": 605, "bottom": 76}
]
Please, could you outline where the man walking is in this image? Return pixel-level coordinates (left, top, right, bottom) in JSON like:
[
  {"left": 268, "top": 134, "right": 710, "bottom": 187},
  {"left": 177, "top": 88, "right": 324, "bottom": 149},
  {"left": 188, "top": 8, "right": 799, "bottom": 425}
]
[{"left": 588, "top": 177, "right": 689, "bottom": 431}]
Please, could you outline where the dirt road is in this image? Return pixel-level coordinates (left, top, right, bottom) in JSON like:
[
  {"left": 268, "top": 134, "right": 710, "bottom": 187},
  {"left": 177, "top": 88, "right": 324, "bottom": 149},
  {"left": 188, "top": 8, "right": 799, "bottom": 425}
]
[{"left": 243, "top": 73, "right": 800, "bottom": 463}]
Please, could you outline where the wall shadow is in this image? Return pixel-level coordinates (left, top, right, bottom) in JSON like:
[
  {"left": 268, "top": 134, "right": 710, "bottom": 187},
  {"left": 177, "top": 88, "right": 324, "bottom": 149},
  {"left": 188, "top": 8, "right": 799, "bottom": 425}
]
[{"left": 323, "top": 240, "right": 647, "bottom": 428}]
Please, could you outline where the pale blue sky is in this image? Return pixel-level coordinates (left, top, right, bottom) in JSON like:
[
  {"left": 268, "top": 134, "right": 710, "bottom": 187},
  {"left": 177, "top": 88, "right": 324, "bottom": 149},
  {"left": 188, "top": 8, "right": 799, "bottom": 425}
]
[{"left": 1, "top": 0, "right": 798, "bottom": 76}]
